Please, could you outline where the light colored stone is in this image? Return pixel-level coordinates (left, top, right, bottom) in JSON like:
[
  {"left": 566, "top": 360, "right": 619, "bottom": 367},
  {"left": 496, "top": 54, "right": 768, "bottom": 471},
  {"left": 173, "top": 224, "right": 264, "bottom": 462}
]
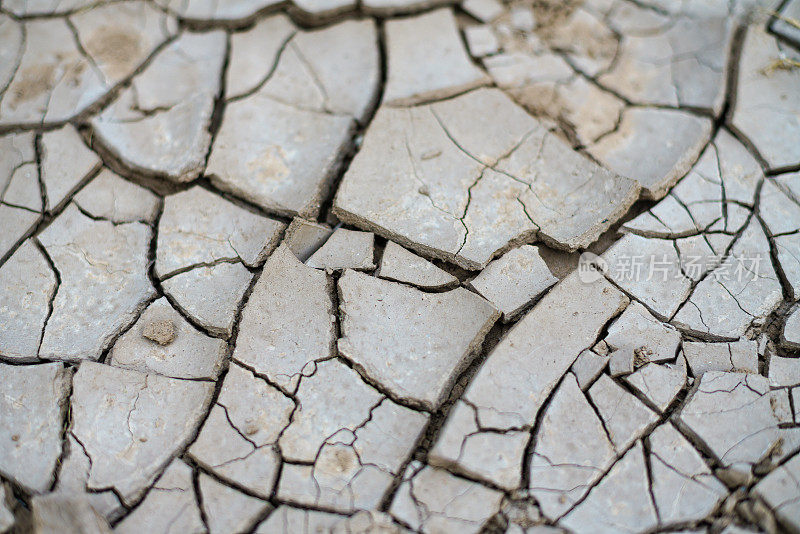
[
  {"left": 683, "top": 340, "right": 759, "bottom": 376},
  {"left": 731, "top": 26, "right": 800, "bottom": 171},
  {"left": 390, "top": 462, "right": 503, "bottom": 534},
  {"left": 673, "top": 218, "right": 782, "bottom": 340},
  {"left": 768, "top": 354, "right": 800, "bottom": 387},
  {"left": 755, "top": 176, "right": 800, "bottom": 237},
  {"left": 256, "top": 506, "right": 403, "bottom": 533},
  {"left": 207, "top": 88, "right": 353, "bottom": 219},
  {"left": 484, "top": 50, "right": 625, "bottom": 146},
  {"left": 156, "top": 186, "right": 285, "bottom": 277},
  {"left": 648, "top": 424, "right": 727, "bottom": 524},
  {"left": 283, "top": 218, "right": 333, "bottom": 262},
  {"left": 0, "top": 363, "right": 69, "bottom": 493},
  {"left": 428, "top": 400, "right": 529, "bottom": 490},
  {"left": 31, "top": 494, "right": 111, "bottom": 534},
  {"left": 539, "top": 6, "right": 619, "bottom": 76},
  {"left": 783, "top": 306, "right": 800, "bottom": 350},
  {"left": 571, "top": 350, "right": 609, "bottom": 390},
  {"left": 162, "top": 261, "right": 252, "bottom": 337},
  {"left": 428, "top": 401, "right": 530, "bottom": 490},
  {"left": 383, "top": 9, "right": 490, "bottom": 105},
  {"left": 234, "top": 245, "right": 335, "bottom": 392},
  {"left": 777, "top": 427, "right": 800, "bottom": 464},
  {"left": 334, "top": 510, "right": 411, "bottom": 533},
  {"left": 528, "top": 374, "right": 617, "bottom": 519},
  {"left": 210, "top": 19, "right": 380, "bottom": 217},
  {"left": 0, "top": 132, "right": 38, "bottom": 210},
  {"left": 337, "top": 270, "right": 498, "bottom": 409},
  {"left": 278, "top": 399, "right": 427, "bottom": 512},
  {"left": 38, "top": 205, "right": 154, "bottom": 361},
  {"left": 52, "top": 435, "right": 122, "bottom": 521},
  {"left": 156, "top": 0, "right": 282, "bottom": 23},
  {"left": 560, "top": 442, "right": 659, "bottom": 533},
  {"left": 362, "top": 0, "right": 455, "bottom": 15},
  {"left": 599, "top": 16, "right": 732, "bottom": 112},
  {"left": 773, "top": 0, "right": 800, "bottom": 45},
  {"left": 378, "top": 241, "right": 458, "bottom": 289},
  {"left": 256, "top": 20, "right": 380, "bottom": 122},
  {"left": 3, "top": 0, "right": 109, "bottom": 16},
  {"left": 40, "top": 125, "right": 101, "bottom": 210},
  {"left": 588, "top": 107, "right": 713, "bottom": 199},
  {"left": 70, "top": 361, "right": 213, "bottom": 505},
  {"left": 462, "top": 0, "right": 503, "bottom": 22},
  {"left": 91, "top": 31, "right": 225, "bottom": 183},
  {"left": 0, "top": 4, "right": 175, "bottom": 128},
  {"left": 0, "top": 205, "right": 39, "bottom": 259},
  {"left": 74, "top": 170, "right": 159, "bottom": 224},
  {"left": 113, "top": 459, "right": 203, "bottom": 534},
  {"left": 793, "top": 387, "right": 800, "bottom": 423},
  {"left": 200, "top": 474, "right": 269, "bottom": 534},
  {"left": 625, "top": 357, "right": 687, "bottom": 412},
  {"left": 0, "top": 169, "right": 39, "bottom": 210},
  {"left": 608, "top": 347, "right": 635, "bottom": 377},
  {"left": 306, "top": 228, "right": 375, "bottom": 271},
  {"left": 674, "top": 233, "right": 730, "bottom": 283},
  {"left": 189, "top": 363, "right": 293, "bottom": 499},
  {"left": 469, "top": 245, "right": 557, "bottom": 322},
  {"left": 588, "top": 374, "right": 658, "bottom": 451},
  {"left": 483, "top": 50, "right": 572, "bottom": 89},
  {"left": 0, "top": 136, "right": 39, "bottom": 215},
  {"left": 278, "top": 360, "right": 381, "bottom": 463},
  {"left": 109, "top": 297, "right": 227, "bottom": 379},
  {"left": 71, "top": 1, "right": 177, "bottom": 80},
  {"left": 255, "top": 506, "right": 342, "bottom": 532},
  {"left": 753, "top": 453, "right": 800, "bottom": 533},
  {"left": 431, "top": 272, "right": 627, "bottom": 487},
  {"left": 678, "top": 371, "right": 780, "bottom": 472},
  {"left": 602, "top": 233, "right": 693, "bottom": 319},
  {"left": 464, "top": 26, "right": 500, "bottom": 57},
  {"left": 0, "top": 485, "right": 13, "bottom": 532},
  {"left": 771, "top": 388, "right": 793, "bottom": 423},
  {"left": 606, "top": 301, "right": 681, "bottom": 364},
  {"left": 775, "top": 227, "right": 800, "bottom": 300},
  {"left": 226, "top": 14, "right": 296, "bottom": 99},
  {"left": 510, "top": 7, "right": 536, "bottom": 31},
  {"left": 272, "top": 508, "right": 340, "bottom": 532},
  {"left": 0, "top": 241, "right": 57, "bottom": 361},
  {"left": 291, "top": 0, "right": 356, "bottom": 21},
  {"left": 334, "top": 88, "right": 639, "bottom": 269}
]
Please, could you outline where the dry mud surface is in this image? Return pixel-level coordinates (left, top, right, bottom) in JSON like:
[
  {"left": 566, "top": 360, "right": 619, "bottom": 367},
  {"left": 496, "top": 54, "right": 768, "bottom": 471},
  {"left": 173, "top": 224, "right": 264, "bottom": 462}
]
[{"left": 1, "top": 0, "right": 800, "bottom": 532}]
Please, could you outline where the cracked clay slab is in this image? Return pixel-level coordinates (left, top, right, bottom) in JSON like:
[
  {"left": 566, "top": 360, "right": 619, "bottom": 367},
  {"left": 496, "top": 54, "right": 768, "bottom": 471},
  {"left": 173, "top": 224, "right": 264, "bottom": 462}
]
[
  {"left": 233, "top": 244, "right": 336, "bottom": 392},
  {"left": 0, "top": 3, "right": 176, "bottom": 128},
  {"left": 70, "top": 361, "right": 213, "bottom": 505},
  {"left": 333, "top": 88, "right": 639, "bottom": 270},
  {"left": 91, "top": 30, "right": 227, "bottom": 183},
  {"left": 0, "top": 363, "right": 70, "bottom": 493},
  {"left": 38, "top": 204, "right": 155, "bottom": 362},
  {"left": 337, "top": 269, "right": 498, "bottom": 410},
  {"left": 389, "top": 462, "right": 503, "bottom": 534},
  {"left": 188, "top": 362, "right": 293, "bottom": 499},
  {"left": 277, "top": 398, "right": 428, "bottom": 512},
  {"left": 429, "top": 271, "right": 628, "bottom": 488},
  {"left": 0, "top": 241, "right": 57, "bottom": 361},
  {"left": 677, "top": 371, "right": 780, "bottom": 473}
]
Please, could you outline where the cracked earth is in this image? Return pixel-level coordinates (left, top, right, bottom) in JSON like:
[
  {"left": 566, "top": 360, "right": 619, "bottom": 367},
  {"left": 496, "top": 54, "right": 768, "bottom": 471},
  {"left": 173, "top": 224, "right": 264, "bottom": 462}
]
[{"left": 0, "top": 0, "right": 799, "bottom": 532}]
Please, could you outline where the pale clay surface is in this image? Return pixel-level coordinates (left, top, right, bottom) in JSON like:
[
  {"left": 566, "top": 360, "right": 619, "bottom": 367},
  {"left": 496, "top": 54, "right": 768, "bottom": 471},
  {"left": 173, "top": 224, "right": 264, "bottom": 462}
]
[{"left": 0, "top": 0, "right": 799, "bottom": 532}]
